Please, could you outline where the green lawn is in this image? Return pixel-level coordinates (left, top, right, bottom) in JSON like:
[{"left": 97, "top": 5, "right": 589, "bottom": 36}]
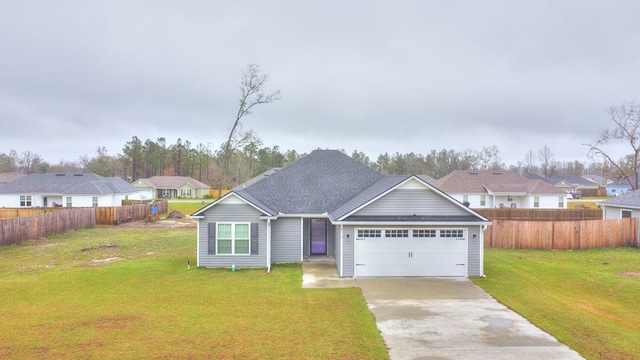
[
  {"left": 0, "top": 226, "right": 388, "bottom": 359},
  {"left": 473, "top": 248, "right": 640, "bottom": 360},
  {"left": 166, "top": 199, "right": 213, "bottom": 216}
]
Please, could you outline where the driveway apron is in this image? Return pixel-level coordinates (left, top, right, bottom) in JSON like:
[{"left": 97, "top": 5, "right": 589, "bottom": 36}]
[{"left": 356, "top": 278, "right": 585, "bottom": 360}]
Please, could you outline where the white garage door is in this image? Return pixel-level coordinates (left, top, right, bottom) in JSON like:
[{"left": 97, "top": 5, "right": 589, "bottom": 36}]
[{"left": 355, "top": 228, "right": 467, "bottom": 277}]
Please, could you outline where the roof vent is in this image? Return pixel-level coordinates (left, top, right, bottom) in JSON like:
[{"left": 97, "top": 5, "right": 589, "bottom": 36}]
[
  {"left": 469, "top": 171, "right": 478, "bottom": 175},
  {"left": 73, "top": 174, "right": 83, "bottom": 176},
  {"left": 56, "top": 174, "right": 65, "bottom": 176},
  {"left": 492, "top": 171, "right": 502, "bottom": 175}
]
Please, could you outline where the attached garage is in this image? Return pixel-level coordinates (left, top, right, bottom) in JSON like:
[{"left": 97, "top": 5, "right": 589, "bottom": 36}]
[{"left": 354, "top": 228, "right": 467, "bottom": 277}]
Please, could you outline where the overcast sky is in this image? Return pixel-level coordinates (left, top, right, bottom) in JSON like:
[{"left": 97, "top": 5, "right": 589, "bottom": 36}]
[{"left": 1, "top": 1, "right": 639, "bottom": 166}]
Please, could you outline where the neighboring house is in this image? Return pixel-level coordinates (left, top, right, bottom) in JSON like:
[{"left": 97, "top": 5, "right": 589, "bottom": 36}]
[
  {"left": 605, "top": 182, "right": 632, "bottom": 197},
  {"left": 434, "top": 170, "right": 568, "bottom": 209},
  {"left": 133, "top": 176, "right": 211, "bottom": 199},
  {"left": 192, "top": 150, "right": 491, "bottom": 278},
  {"left": 0, "top": 173, "right": 140, "bottom": 208},
  {"left": 600, "top": 189, "right": 640, "bottom": 220},
  {"left": 544, "top": 175, "right": 598, "bottom": 193}
]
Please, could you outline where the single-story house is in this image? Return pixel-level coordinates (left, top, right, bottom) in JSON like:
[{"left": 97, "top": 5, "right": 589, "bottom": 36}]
[
  {"left": 605, "top": 182, "right": 632, "bottom": 197},
  {"left": 0, "top": 172, "right": 140, "bottom": 207},
  {"left": 544, "top": 175, "right": 599, "bottom": 193},
  {"left": 133, "top": 176, "right": 211, "bottom": 199},
  {"left": 600, "top": 189, "right": 640, "bottom": 219},
  {"left": 192, "top": 150, "right": 491, "bottom": 278},
  {"left": 434, "top": 170, "right": 568, "bottom": 209}
]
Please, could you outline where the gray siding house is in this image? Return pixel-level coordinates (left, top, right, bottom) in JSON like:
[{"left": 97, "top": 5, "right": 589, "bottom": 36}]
[
  {"left": 192, "top": 150, "right": 491, "bottom": 278},
  {"left": 601, "top": 189, "right": 640, "bottom": 220}
]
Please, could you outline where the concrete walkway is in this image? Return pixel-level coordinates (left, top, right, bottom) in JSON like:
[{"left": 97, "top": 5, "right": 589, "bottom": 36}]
[{"left": 356, "top": 278, "right": 585, "bottom": 360}]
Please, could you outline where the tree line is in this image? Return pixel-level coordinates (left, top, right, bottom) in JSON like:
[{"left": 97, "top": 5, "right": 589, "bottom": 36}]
[{"left": 0, "top": 139, "right": 613, "bottom": 190}]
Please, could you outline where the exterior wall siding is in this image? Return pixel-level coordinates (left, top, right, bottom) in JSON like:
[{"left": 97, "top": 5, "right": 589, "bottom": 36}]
[
  {"left": 334, "top": 225, "right": 342, "bottom": 275},
  {"left": 341, "top": 225, "right": 355, "bottom": 277},
  {"left": 467, "top": 226, "right": 481, "bottom": 277},
  {"left": 355, "top": 189, "right": 469, "bottom": 217},
  {"left": 271, "top": 217, "right": 302, "bottom": 263},
  {"left": 197, "top": 203, "right": 267, "bottom": 268},
  {"left": 603, "top": 206, "right": 640, "bottom": 219}
]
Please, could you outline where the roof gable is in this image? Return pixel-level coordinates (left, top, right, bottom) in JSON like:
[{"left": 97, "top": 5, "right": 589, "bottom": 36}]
[{"left": 332, "top": 175, "right": 489, "bottom": 222}]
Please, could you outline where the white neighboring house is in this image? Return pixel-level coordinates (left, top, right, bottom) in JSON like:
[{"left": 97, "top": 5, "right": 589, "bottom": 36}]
[
  {"left": 0, "top": 173, "right": 141, "bottom": 208},
  {"left": 434, "top": 170, "right": 568, "bottom": 209}
]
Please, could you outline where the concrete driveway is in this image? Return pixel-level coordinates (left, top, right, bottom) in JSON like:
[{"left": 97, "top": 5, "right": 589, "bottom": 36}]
[{"left": 356, "top": 278, "right": 585, "bottom": 360}]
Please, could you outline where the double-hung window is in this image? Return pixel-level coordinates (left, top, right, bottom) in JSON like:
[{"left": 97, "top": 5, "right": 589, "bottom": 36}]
[
  {"left": 20, "top": 195, "right": 32, "bottom": 207},
  {"left": 533, "top": 196, "right": 540, "bottom": 208},
  {"left": 217, "top": 223, "right": 250, "bottom": 255}
]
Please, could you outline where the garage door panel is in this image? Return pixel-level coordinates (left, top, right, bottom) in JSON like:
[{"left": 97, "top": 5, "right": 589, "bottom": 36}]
[{"left": 355, "top": 229, "right": 467, "bottom": 277}]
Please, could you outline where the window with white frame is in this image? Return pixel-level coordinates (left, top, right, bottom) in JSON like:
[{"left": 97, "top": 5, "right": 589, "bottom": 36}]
[
  {"left": 385, "top": 229, "right": 409, "bottom": 238},
  {"left": 357, "top": 229, "right": 381, "bottom": 238},
  {"left": 480, "top": 195, "right": 486, "bottom": 206},
  {"left": 92, "top": 197, "right": 98, "bottom": 207},
  {"left": 533, "top": 196, "right": 540, "bottom": 208},
  {"left": 217, "top": 223, "right": 250, "bottom": 255},
  {"left": 20, "top": 195, "right": 32, "bottom": 207},
  {"left": 440, "top": 229, "right": 464, "bottom": 238},
  {"left": 65, "top": 196, "right": 72, "bottom": 207},
  {"left": 413, "top": 229, "right": 436, "bottom": 237},
  {"left": 181, "top": 188, "right": 191, "bottom": 197},
  {"left": 558, "top": 196, "right": 564, "bottom": 208},
  {"left": 463, "top": 194, "right": 469, "bottom": 203},
  {"left": 507, "top": 195, "right": 513, "bottom": 202},
  {"left": 621, "top": 210, "right": 632, "bottom": 218}
]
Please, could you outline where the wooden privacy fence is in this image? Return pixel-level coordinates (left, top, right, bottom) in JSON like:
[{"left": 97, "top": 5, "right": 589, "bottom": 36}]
[
  {"left": 0, "top": 208, "right": 96, "bottom": 246},
  {"left": 95, "top": 201, "right": 168, "bottom": 225},
  {"left": 0, "top": 201, "right": 168, "bottom": 246},
  {"left": 0, "top": 207, "right": 69, "bottom": 219},
  {"left": 476, "top": 208, "right": 603, "bottom": 221},
  {"left": 484, "top": 218, "right": 638, "bottom": 250}
]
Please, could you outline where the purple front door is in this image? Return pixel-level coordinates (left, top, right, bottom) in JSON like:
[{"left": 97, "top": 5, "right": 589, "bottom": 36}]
[{"left": 310, "top": 219, "right": 327, "bottom": 255}]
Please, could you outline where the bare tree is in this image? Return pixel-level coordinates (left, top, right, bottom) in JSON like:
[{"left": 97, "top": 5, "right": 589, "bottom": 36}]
[
  {"left": 217, "top": 64, "right": 281, "bottom": 195},
  {"left": 523, "top": 150, "right": 537, "bottom": 174},
  {"left": 584, "top": 100, "right": 640, "bottom": 189},
  {"left": 538, "top": 145, "right": 554, "bottom": 178},
  {"left": 16, "top": 150, "right": 42, "bottom": 174}
]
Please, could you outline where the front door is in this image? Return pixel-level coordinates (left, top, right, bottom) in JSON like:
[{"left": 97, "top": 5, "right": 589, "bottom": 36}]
[{"left": 310, "top": 219, "right": 327, "bottom": 255}]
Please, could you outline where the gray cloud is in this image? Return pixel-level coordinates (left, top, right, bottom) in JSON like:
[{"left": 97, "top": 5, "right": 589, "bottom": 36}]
[{"left": 1, "top": 0, "right": 640, "bottom": 166}]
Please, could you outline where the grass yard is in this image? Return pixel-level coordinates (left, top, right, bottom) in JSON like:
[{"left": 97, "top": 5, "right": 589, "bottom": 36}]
[
  {"left": 0, "top": 226, "right": 388, "bottom": 359},
  {"left": 166, "top": 199, "right": 212, "bottom": 216},
  {"left": 473, "top": 248, "right": 640, "bottom": 360}
]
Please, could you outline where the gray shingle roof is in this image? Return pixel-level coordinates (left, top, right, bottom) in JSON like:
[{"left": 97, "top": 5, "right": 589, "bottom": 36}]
[
  {"left": 600, "top": 189, "right": 640, "bottom": 208},
  {"left": 235, "top": 150, "right": 384, "bottom": 215},
  {"left": 0, "top": 173, "right": 138, "bottom": 195}
]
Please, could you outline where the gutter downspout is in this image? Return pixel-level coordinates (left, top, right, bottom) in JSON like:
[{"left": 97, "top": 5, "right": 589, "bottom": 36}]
[{"left": 266, "top": 219, "right": 272, "bottom": 274}]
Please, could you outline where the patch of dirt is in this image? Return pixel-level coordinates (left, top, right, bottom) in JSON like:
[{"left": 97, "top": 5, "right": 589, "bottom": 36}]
[
  {"left": 81, "top": 245, "right": 117, "bottom": 252},
  {"left": 87, "top": 257, "right": 124, "bottom": 267},
  {"left": 166, "top": 210, "right": 186, "bottom": 219},
  {"left": 119, "top": 219, "right": 196, "bottom": 228},
  {"left": 576, "top": 303, "right": 633, "bottom": 327},
  {"left": 619, "top": 270, "right": 640, "bottom": 278}
]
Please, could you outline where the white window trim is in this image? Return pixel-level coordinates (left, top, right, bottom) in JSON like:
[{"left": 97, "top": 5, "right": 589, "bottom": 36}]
[
  {"left": 20, "top": 195, "right": 32, "bottom": 207},
  {"left": 356, "top": 227, "right": 467, "bottom": 240},
  {"left": 216, "top": 222, "right": 251, "bottom": 256},
  {"left": 621, "top": 209, "right": 633, "bottom": 219}
]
